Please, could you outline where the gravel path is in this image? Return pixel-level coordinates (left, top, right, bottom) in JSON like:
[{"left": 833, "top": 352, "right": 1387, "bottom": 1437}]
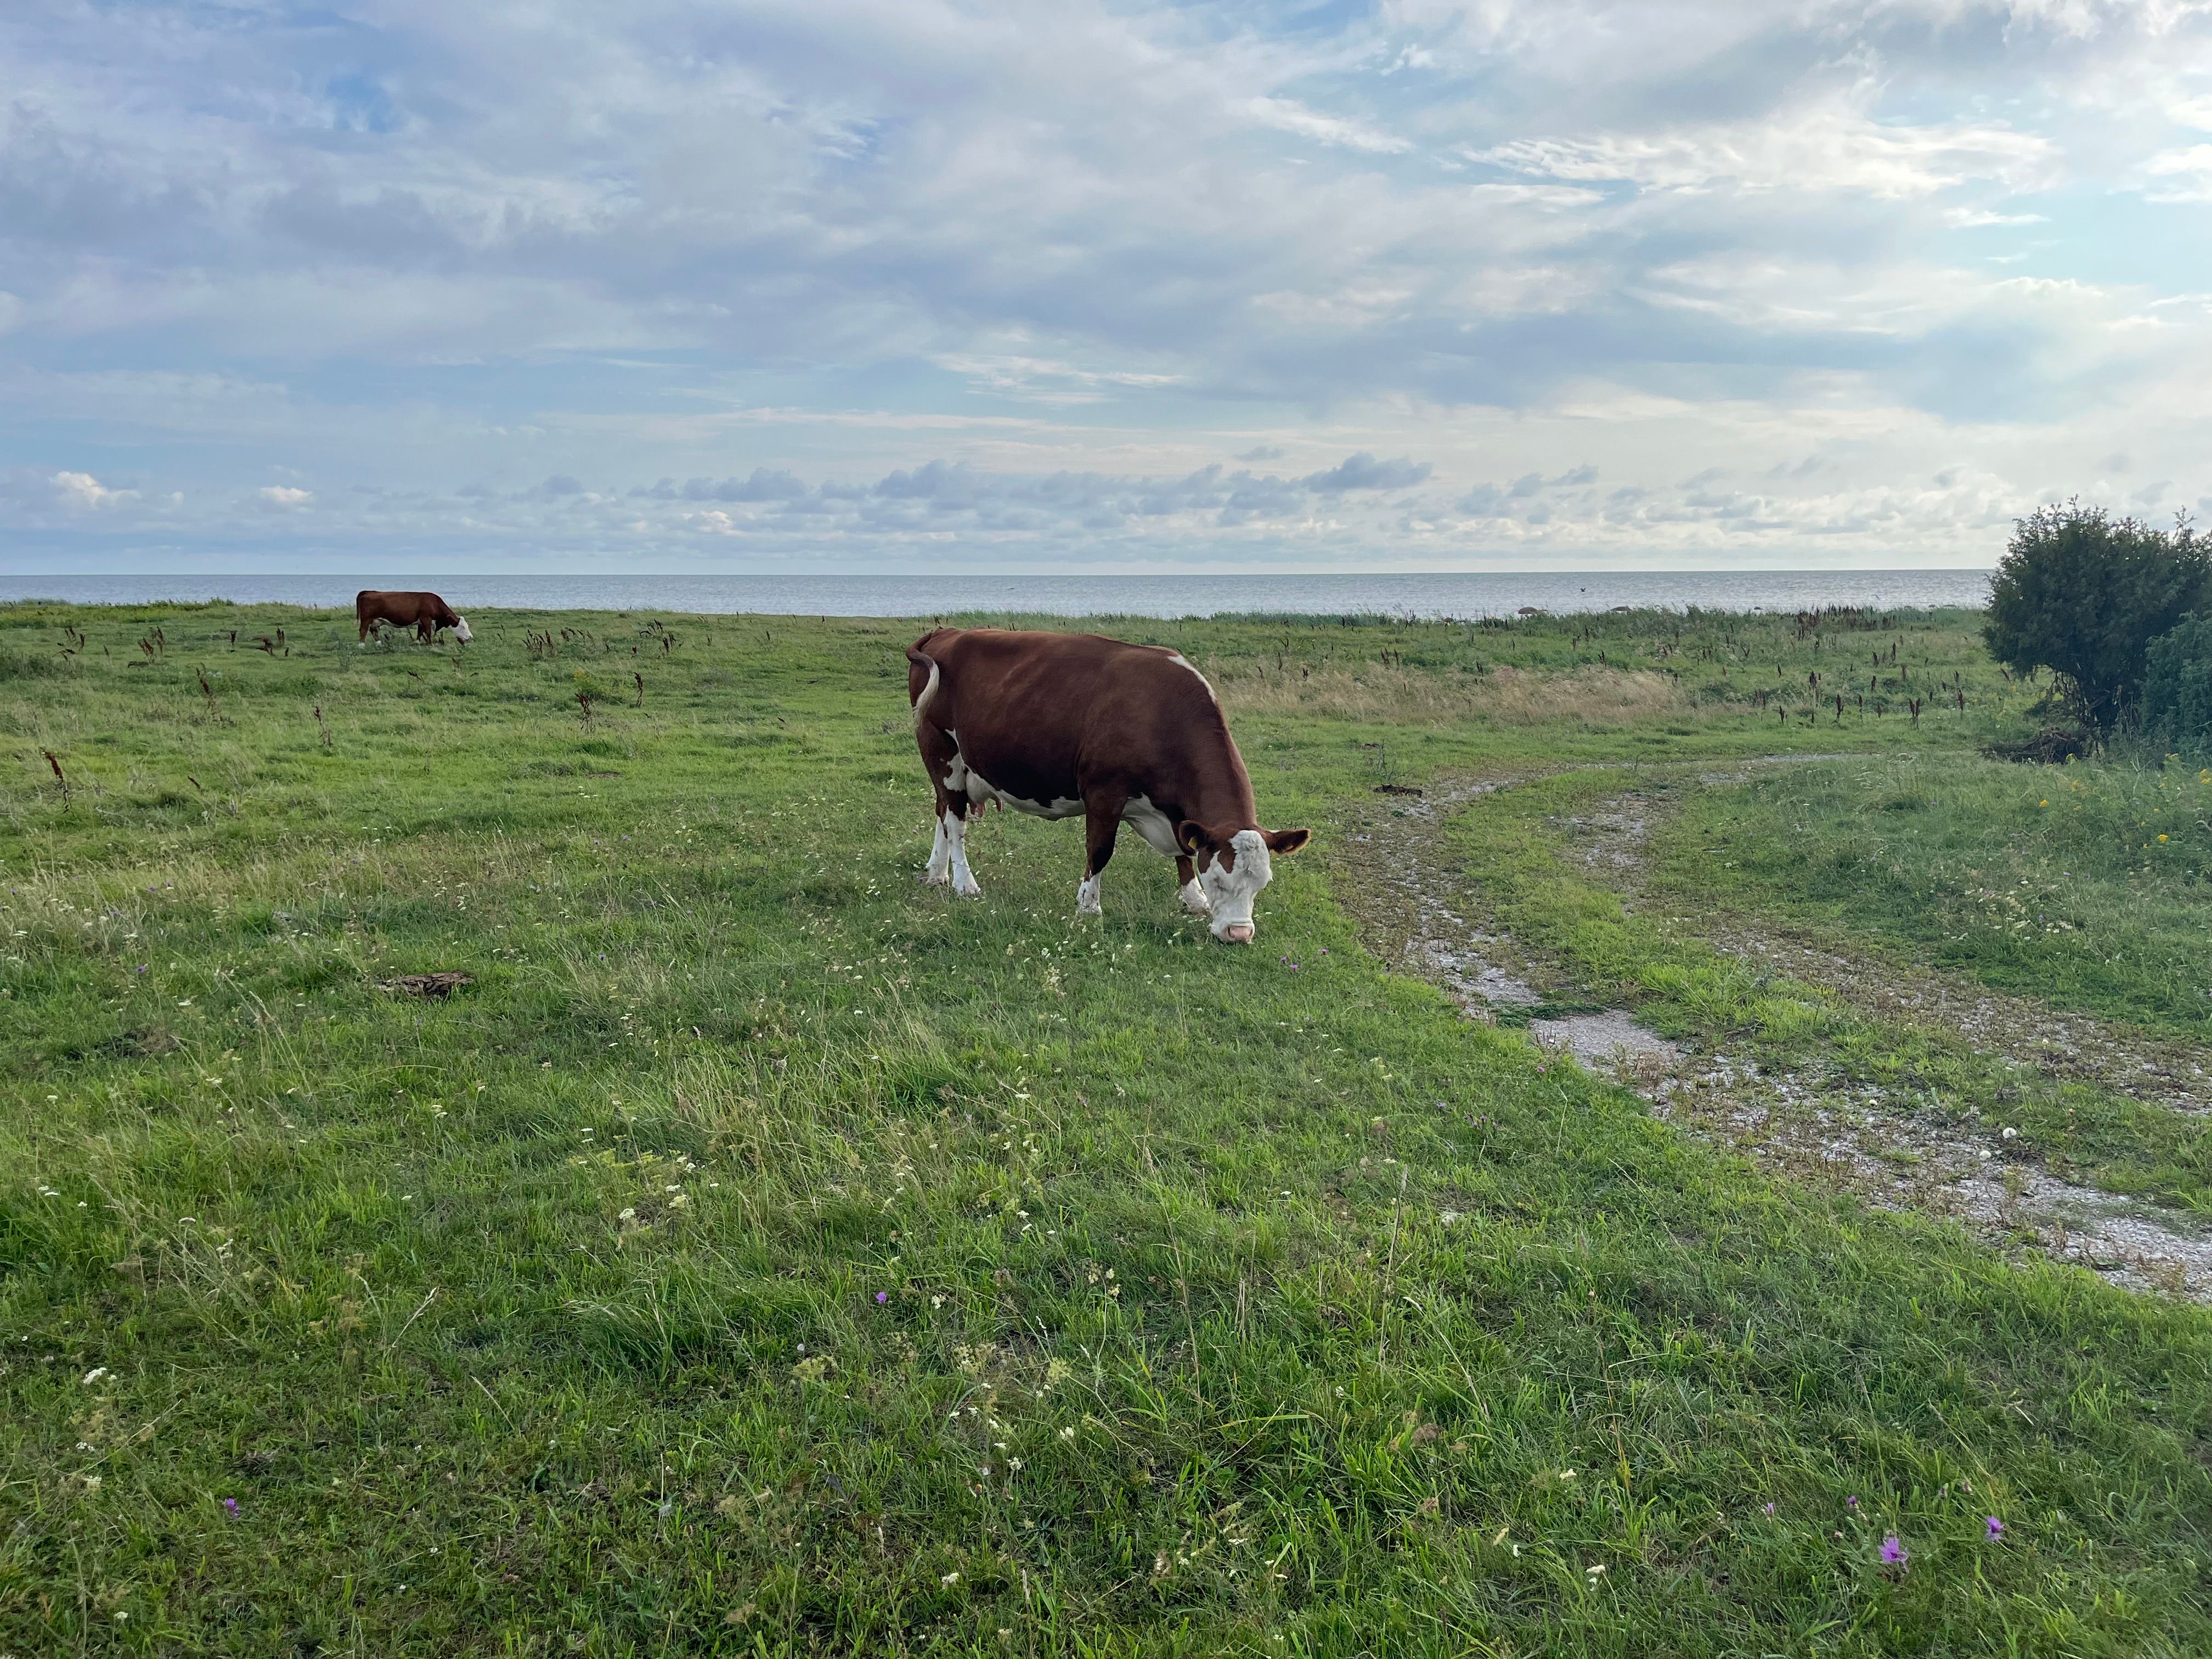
[{"left": 1336, "top": 761, "right": 2212, "bottom": 1304}]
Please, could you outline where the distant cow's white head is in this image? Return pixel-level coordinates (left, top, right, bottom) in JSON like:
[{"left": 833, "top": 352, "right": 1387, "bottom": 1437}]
[
  {"left": 1178, "top": 821, "right": 1312, "bottom": 943},
  {"left": 452, "top": 616, "right": 473, "bottom": 644}
]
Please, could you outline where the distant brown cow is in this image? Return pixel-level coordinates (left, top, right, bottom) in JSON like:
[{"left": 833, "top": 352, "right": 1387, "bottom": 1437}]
[{"left": 356, "top": 590, "right": 473, "bottom": 645}]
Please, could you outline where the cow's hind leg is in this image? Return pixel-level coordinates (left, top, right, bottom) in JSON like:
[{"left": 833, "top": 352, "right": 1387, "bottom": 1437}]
[
  {"left": 921, "top": 801, "right": 980, "bottom": 896},
  {"left": 917, "top": 723, "right": 981, "bottom": 896},
  {"left": 1077, "top": 796, "right": 1124, "bottom": 916},
  {"left": 922, "top": 803, "right": 982, "bottom": 896},
  {"left": 922, "top": 812, "right": 952, "bottom": 885},
  {"left": 1176, "top": 854, "right": 1211, "bottom": 915},
  {"left": 944, "top": 808, "right": 981, "bottom": 896}
]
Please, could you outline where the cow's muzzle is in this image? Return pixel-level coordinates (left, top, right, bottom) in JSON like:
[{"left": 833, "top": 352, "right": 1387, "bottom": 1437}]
[{"left": 1220, "top": 923, "right": 1255, "bottom": 945}]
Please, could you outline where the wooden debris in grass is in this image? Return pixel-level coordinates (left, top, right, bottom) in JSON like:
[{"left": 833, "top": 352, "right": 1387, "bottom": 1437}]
[{"left": 377, "top": 972, "right": 475, "bottom": 998}]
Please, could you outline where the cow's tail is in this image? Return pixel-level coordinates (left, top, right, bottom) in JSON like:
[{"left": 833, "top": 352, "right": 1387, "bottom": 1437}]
[{"left": 906, "top": 646, "right": 942, "bottom": 731}]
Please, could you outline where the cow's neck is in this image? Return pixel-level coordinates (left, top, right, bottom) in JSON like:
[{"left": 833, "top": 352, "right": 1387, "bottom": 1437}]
[{"left": 1182, "top": 741, "right": 1258, "bottom": 832}]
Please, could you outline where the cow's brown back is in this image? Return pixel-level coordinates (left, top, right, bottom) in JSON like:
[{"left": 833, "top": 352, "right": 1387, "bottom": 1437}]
[
  {"left": 357, "top": 590, "right": 461, "bottom": 640},
  {"left": 909, "top": 627, "right": 1255, "bottom": 830},
  {"left": 906, "top": 627, "right": 1307, "bottom": 938}
]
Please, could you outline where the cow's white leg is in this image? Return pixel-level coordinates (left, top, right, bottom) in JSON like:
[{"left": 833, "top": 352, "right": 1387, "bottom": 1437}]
[
  {"left": 1076, "top": 873, "right": 1102, "bottom": 915},
  {"left": 946, "top": 811, "right": 982, "bottom": 898},
  {"left": 921, "top": 813, "right": 952, "bottom": 885}
]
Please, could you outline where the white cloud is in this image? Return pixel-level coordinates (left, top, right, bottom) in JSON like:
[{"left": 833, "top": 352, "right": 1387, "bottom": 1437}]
[
  {"left": 1302, "top": 453, "right": 1432, "bottom": 491},
  {"left": 1469, "top": 88, "right": 2056, "bottom": 200},
  {"left": 2, "top": 1, "right": 2211, "bottom": 569},
  {"left": 1464, "top": 183, "right": 1608, "bottom": 209},
  {"left": 2143, "top": 143, "right": 2212, "bottom": 199},
  {"left": 52, "top": 470, "right": 131, "bottom": 508},
  {"left": 1944, "top": 208, "right": 2048, "bottom": 227},
  {"left": 1244, "top": 97, "right": 1412, "bottom": 155},
  {"left": 933, "top": 353, "right": 1187, "bottom": 402}
]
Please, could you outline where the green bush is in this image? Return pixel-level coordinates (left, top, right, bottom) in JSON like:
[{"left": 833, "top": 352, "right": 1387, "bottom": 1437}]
[
  {"left": 2142, "top": 611, "right": 2212, "bottom": 751},
  {"left": 1984, "top": 499, "right": 2208, "bottom": 731},
  {"left": 0, "top": 646, "right": 72, "bottom": 681}
]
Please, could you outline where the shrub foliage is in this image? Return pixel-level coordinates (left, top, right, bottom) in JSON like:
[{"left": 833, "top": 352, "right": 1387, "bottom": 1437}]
[
  {"left": 1984, "top": 499, "right": 2208, "bottom": 732},
  {"left": 2142, "top": 610, "right": 2212, "bottom": 752}
]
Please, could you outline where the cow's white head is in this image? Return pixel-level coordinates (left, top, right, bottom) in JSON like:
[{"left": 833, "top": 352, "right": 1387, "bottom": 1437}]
[
  {"left": 1178, "top": 821, "right": 1312, "bottom": 943},
  {"left": 452, "top": 616, "right": 473, "bottom": 644}
]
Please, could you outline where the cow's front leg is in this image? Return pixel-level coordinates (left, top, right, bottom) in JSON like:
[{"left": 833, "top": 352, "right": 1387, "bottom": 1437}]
[
  {"left": 1176, "top": 854, "right": 1211, "bottom": 915},
  {"left": 1077, "top": 798, "right": 1122, "bottom": 916}
]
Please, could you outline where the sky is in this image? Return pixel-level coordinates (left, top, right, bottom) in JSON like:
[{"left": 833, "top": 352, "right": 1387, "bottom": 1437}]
[{"left": 3, "top": 1, "right": 2211, "bottom": 575}]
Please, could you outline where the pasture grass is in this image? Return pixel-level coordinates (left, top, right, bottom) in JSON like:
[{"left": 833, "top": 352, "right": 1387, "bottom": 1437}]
[
  {"left": 1672, "top": 751, "right": 2212, "bottom": 1040},
  {"left": 1445, "top": 770, "right": 2212, "bottom": 1217},
  {"left": 0, "top": 601, "right": 2206, "bottom": 1655}
]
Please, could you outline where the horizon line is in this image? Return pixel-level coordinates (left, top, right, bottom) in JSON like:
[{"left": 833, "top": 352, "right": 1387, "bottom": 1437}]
[{"left": 0, "top": 566, "right": 2000, "bottom": 579}]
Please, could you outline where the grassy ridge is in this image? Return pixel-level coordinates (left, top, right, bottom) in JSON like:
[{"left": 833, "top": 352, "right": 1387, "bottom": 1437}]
[
  {"left": 1446, "top": 769, "right": 2212, "bottom": 1216},
  {"left": 1, "top": 603, "right": 2207, "bottom": 1654},
  {"left": 1674, "top": 753, "right": 2212, "bottom": 1039}
]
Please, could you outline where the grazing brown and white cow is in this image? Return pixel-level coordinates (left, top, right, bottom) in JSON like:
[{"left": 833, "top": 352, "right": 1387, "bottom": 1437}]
[
  {"left": 356, "top": 590, "right": 473, "bottom": 645},
  {"left": 906, "top": 627, "right": 1310, "bottom": 943}
]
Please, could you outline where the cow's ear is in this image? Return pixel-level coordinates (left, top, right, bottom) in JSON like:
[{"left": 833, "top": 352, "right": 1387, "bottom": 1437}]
[
  {"left": 1266, "top": 827, "right": 1312, "bottom": 855},
  {"left": 1176, "top": 820, "right": 1212, "bottom": 856}
]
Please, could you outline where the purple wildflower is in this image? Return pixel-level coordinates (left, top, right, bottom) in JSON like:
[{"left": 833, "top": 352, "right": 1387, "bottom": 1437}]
[
  {"left": 1763, "top": 1503, "right": 1775, "bottom": 1515},
  {"left": 875, "top": 1291, "right": 889, "bottom": 1304},
  {"left": 1846, "top": 1496, "right": 1859, "bottom": 1510},
  {"left": 1879, "top": 1535, "right": 1907, "bottom": 1566},
  {"left": 1985, "top": 1516, "right": 2004, "bottom": 1539},
  {"left": 221, "top": 1497, "right": 239, "bottom": 1519}
]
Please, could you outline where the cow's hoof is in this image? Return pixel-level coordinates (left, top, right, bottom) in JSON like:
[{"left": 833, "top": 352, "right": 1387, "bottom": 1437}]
[
  {"left": 919, "top": 870, "right": 951, "bottom": 887},
  {"left": 952, "top": 881, "right": 984, "bottom": 899}
]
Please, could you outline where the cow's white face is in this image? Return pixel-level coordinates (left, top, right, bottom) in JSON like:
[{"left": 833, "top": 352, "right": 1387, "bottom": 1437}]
[
  {"left": 1198, "top": 830, "right": 1274, "bottom": 944},
  {"left": 452, "top": 616, "right": 473, "bottom": 644}
]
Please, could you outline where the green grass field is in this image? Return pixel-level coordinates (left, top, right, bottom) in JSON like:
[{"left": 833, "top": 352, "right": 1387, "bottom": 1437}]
[
  {"left": 1440, "top": 766, "right": 2212, "bottom": 1219},
  {"left": 1673, "top": 752, "right": 2212, "bottom": 1040},
  {"left": 3, "top": 600, "right": 2208, "bottom": 1656}
]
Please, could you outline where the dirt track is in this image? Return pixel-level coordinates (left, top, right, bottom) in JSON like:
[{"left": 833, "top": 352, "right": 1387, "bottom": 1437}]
[{"left": 1335, "top": 762, "right": 2212, "bottom": 1303}]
